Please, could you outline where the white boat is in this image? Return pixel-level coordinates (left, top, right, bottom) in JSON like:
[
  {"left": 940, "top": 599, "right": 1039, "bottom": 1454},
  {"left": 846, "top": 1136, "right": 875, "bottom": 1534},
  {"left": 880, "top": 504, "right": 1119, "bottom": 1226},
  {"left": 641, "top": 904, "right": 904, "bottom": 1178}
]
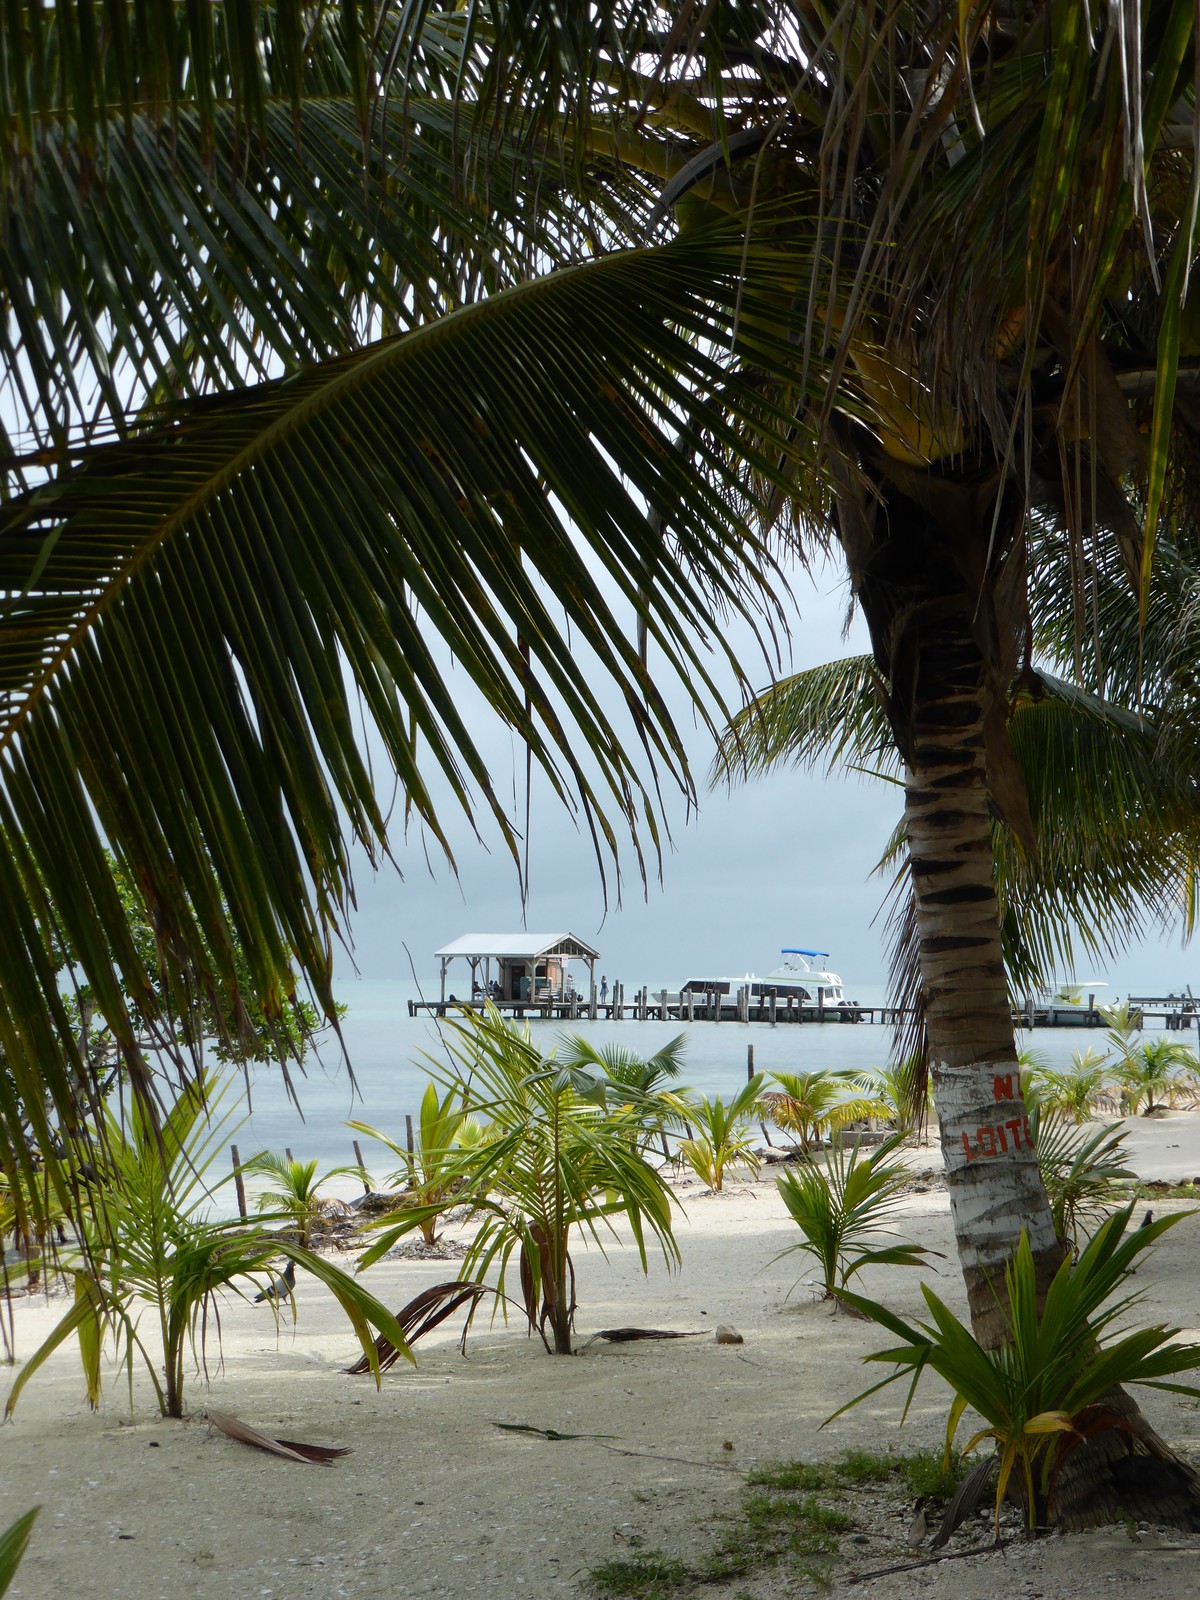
[
  {"left": 1024, "top": 979, "right": 1109, "bottom": 1028},
  {"left": 764, "top": 948, "right": 853, "bottom": 1006},
  {"left": 679, "top": 947, "right": 860, "bottom": 1019}
]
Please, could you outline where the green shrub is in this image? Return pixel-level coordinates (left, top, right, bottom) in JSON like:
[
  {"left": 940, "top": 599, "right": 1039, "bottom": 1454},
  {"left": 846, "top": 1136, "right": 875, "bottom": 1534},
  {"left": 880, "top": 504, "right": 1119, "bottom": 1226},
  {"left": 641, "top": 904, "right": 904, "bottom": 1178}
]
[
  {"left": 774, "top": 1135, "right": 929, "bottom": 1297},
  {"left": 835, "top": 1207, "right": 1200, "bottom": 1530},
  {"left": 361, "top": 1007, "right": 679, "bottom": 1354}
]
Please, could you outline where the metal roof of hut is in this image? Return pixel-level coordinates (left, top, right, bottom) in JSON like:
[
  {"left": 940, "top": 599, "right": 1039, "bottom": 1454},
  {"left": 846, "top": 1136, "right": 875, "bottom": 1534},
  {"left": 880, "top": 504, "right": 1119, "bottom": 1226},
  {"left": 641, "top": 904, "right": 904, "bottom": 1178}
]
[{"left": 434, "top": 932, "right": 600, "bottom": 960}]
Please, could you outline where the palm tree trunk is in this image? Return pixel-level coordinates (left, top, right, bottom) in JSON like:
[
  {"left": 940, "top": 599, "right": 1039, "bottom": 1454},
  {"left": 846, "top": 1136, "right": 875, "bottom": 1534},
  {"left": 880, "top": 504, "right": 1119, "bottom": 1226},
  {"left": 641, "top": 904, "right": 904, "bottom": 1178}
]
[
  {"left": 845, "top": 476, "right": 1200, "bottom": 1527},
  {"left": 901, "top": 596, "right": 1065, "bottom": 1346}
]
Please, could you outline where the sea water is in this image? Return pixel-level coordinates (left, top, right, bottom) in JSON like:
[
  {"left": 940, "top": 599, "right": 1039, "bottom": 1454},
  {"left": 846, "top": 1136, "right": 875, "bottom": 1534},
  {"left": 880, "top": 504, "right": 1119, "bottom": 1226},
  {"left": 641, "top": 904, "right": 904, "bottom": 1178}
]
[{"left": 223, "top": 976, "right": 1148, "bottom": 1187}]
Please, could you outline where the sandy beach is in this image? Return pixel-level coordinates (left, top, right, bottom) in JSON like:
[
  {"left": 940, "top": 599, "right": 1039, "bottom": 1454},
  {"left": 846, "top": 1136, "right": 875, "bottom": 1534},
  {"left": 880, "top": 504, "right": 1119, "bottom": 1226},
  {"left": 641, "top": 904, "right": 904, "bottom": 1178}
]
[{"left": 4, "top": 1116, "right": 1200, "bottom": 1600}]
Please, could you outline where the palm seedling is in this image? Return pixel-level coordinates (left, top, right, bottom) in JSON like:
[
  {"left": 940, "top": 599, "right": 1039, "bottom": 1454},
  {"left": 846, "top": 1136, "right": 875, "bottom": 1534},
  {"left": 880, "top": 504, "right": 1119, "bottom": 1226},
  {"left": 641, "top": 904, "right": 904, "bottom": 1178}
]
[
  {"left": 350, "top": 1080, "right": 472, "bottom": 1246},
  {"left": 775, "top": 1136, "right": 930, "bottom": 1299},
  {"left": 760, "top": 1070, "right": 888, "bottom": 1151},
  {"left": 5, "top": 1075, "right": 410, "bottom": 1420},
  {"left": 835, "top": 1210, "right": 1200, "bottom": 1533},
  {"left": 360, "top": 1008, "right": 679, "bottom": 1355},
  {"left": 558, "top": 1033, "right": 690, "bottom": 1154},
  {"left": 1031, "top": 1109, "right": 1135, "bottom": 1252},
  {"left": 246, "top": 1152, "right": 360, "bottom": 1249},
  {"left": 1111, "top": 1037, "right": 1200, "bottom": 1115},
  {"left": 671, "top": 1076, "right": 765, "bottom": 1192},
  {"left": 852, "top": 1058, "right": 932, "bottom": 1140},
  {"left": 1029, "top": 1049, "right": 1115, "bottom": 1125}
]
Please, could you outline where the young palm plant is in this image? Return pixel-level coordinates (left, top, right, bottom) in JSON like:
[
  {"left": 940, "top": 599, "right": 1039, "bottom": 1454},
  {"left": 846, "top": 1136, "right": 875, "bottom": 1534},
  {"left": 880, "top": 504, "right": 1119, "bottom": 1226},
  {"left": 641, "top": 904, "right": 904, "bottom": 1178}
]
[
  {"left": 1029, "top": 1049, "right": 1115, "bottom": 1125},
  {"left": 359, "top": 1009, "right": 679, "bottom": 1355},
  {"left": 1031, "top": 1111, "right": 1135, "bottom": 1253},
  {"left": 852, "top": 1058, "right": 932, "bottom": 1140},
  {"left": 671, "top": 1076, "right": 765, "bottom": 1193},
  {"left": 5, "top": 1076, "right": 410, "bottom": 1420},
  {"left": 350, "top": 1081, "right": 473, "bottom": 1246},
  {"left": 775, "top": 1136, "right": 930, "bottom": 1299},
  {"left": 759, "top": 1071, "right": 886, "bottom": 1152},
  {"left": 835, "top": 1210, "right": 1200, "bottom": 1533},
  {"left": 1112, "top": 1038, "right": 1200, "bottom": 1115},
  {"left": 558, "top": 1033, "right": 690, "bottom": 1154},
  {"left": 246, "top": 1152, "right": 360, "bottom": 1249}
]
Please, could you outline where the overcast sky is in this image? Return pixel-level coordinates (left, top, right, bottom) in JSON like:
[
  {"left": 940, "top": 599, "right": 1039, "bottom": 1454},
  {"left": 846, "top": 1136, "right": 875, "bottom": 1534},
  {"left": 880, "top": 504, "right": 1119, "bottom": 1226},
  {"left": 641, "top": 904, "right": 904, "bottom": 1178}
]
[{"left": 335, "top": 551, "right": 1199, "bottom": 1000}]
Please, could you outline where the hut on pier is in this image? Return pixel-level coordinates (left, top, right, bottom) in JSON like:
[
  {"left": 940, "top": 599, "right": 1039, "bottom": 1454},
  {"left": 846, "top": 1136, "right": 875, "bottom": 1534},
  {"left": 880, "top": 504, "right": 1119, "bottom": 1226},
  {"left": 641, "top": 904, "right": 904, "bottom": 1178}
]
[{"left": 433, "top": 932, "right": 600, "bottom": 1005}]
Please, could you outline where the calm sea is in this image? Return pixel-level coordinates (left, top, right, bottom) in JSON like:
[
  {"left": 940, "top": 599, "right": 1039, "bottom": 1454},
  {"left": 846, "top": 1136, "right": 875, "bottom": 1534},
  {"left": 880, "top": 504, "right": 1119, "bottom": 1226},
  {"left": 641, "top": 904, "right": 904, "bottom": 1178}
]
[{"left": 220, "top": 976, "right": 1148, "bottom": 1191}]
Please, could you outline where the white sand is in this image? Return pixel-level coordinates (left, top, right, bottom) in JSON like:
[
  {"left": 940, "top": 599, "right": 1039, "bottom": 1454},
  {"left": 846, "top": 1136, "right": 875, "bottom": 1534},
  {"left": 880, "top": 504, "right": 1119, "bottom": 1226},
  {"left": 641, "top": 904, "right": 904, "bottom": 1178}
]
[{"left": 3, "top": 1115, "right": 1200, "bottom": 1600}]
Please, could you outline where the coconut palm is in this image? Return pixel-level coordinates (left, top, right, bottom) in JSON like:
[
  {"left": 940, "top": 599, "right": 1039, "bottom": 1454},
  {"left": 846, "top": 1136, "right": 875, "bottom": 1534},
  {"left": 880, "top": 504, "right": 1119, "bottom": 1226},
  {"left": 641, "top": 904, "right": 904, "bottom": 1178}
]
[
  {"left": 1031, "top": 1050, "right": 1116, "bottom": 1126},
  {"left": 245, "top": 1152, "right": 361, "bottom": 1250},
  {"left": 6, "top": 0, "right": 1200, "bottom": 1524},
  {"left": 760, "top": 1069, "right": 888, "bottom": 1151},
  {"left": 5, "top": 1075, "right": 409, "bottom": 1419},
  {"left": 1030, "top": 1111, "right": 1136, "bottom": 1252},
  {"left": 775, "top": 1135, "right": 931, "bottom": 1300},
  {"left": 1112, "top": 1038, "right": 1200, "bottom": 1116},
  {"left": 360, "top": 1008, "right": 680, "bottom": 1355},
  {"left": 852, "top": 1059, "right": 932, "bottom": 1141},
  {"left": 672, "top": 1076, "right": 766, "bottom": 1193},
  {"left": 557, "top": 1033, "right": 691, "bottom": 1154}
]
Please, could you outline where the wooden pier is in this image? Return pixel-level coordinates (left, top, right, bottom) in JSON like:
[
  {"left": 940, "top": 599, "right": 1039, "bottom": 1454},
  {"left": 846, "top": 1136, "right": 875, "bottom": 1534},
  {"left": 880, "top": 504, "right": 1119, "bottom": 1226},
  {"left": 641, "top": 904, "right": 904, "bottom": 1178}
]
[
  {"left": 408, "top": 987, "right": 1200, "bottom": 1032},
  {"left": 409, "top": 983, "right": 882, "bottom": 1025}
]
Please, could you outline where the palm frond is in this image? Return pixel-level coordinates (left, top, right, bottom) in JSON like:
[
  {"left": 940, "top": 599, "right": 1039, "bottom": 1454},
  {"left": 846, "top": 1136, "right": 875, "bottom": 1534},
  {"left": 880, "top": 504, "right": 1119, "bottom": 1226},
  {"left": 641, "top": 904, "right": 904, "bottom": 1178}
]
[{"left": 0, "top": 226, "right": 818, "bottom": 1185}]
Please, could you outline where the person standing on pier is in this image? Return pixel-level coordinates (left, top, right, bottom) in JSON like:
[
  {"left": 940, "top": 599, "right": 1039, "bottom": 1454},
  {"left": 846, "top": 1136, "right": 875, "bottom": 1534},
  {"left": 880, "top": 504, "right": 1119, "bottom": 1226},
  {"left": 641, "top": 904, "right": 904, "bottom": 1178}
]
[{"left": 600, "top": 975, "right": 608, "bottom": 1006}]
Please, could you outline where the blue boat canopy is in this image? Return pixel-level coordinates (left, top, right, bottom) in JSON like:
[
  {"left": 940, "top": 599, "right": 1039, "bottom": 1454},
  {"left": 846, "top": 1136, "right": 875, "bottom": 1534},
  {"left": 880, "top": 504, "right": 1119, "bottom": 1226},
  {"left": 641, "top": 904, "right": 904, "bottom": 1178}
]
[{"left": 783, "top": 948, "right": 829, "bottom": 960}]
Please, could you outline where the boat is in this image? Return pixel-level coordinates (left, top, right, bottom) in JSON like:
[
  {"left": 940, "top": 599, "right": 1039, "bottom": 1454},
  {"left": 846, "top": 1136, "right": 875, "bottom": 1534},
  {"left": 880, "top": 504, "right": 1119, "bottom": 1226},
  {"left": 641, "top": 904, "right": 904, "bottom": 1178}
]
[
  {"left": 764, "top": 949, "right": 854, "bottom": 1006},
  {"left": 1020, "top": 979, "right": 1110, "bottom": 1028},
  {"left": 679, "top": 948, "right": 861, "bottom": 1021}
]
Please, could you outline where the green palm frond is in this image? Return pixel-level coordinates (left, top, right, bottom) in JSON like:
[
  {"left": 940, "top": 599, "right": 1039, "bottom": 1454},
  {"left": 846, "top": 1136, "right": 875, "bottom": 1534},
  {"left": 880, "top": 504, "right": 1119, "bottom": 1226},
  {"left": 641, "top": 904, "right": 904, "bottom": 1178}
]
[
  {"left": 0, "top": 227, "right": 818, "bottom": 1184},
  {"left": 360, "top": 1007, "right": 680, "bottom": 1353},
  {"left": 711, "top": 656, "right": 899, "bottom": 788}
]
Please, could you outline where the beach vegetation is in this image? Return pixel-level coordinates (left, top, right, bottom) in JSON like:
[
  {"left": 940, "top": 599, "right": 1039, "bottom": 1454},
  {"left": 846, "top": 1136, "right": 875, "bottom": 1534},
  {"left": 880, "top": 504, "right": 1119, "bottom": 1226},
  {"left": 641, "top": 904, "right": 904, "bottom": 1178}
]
[
  {"left": 1031, "top": 1111, "right": 1135, "bottom": 1252},
  {"left": 590, "top": 1448, "right": 966, "bottom": 1596},
  {"left": 759, "top": 1070, "right": 886, "bottom": 1151},
  {"left": 359, "top": 1009, "right": 679, "bottom": 1355},
  {"left": 7, "top": 0, "right": 1200, "bottom": 1530},
  {"left": 4, "top": 1076, "right": 410, "bottom": 1420},
  {"left": 558, "top": 1034, "right": 690, "bottom": 1153},
  {"left": 245, "top": 1152, "right": 361, "bottom": 1250},
  {"left": 671, "top": 1077, "right": 765, "bottom": 1193},
  {"left": 1111, "top": 1038, "right": 1200, "bottom": 1115},
  {"left": 748, "top": 1447, "right": 964, "bottom": 1504},
  {"left": 852, "top": 1058, "right": 931, "bottom": 1140},
  {"left": 774, "top": 1136, "right": 930, "bottom": 1299},
  {"left": 1028, "top": 1049, "right": 1116, "bottom": 1125},
  {"left": 834, "top": 1208, "right": 1200, "bottom": 1532},
  {"left": 0, "top": 1509, "right": 38, "bottom": 1597},
  {"left": 350, "top": 1082, "right": 474, "bottom": 1246}
]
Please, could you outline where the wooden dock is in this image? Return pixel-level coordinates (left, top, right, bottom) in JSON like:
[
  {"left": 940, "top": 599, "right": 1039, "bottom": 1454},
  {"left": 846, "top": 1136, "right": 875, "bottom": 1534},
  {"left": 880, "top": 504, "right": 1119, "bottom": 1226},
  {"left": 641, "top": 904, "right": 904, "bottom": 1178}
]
[
  {"left": 409, "top": 987, "right": 1200, "bottom": 1033},
  {"left": 410, "top": 983, "right": 883, "bottom": 1025}
]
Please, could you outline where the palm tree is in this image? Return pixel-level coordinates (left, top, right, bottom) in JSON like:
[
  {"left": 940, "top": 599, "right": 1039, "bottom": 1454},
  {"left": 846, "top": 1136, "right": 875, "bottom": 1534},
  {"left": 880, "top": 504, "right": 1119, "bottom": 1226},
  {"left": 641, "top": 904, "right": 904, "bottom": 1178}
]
[
  {"left": 1111, "top": 1037, "right": 1200, "bottom": 1115},
  {"left": 360, "top": 1008, "right": 680, "bottom": 1354},
  {"left": 1033, "top": 1050, "right": 1117, "bottom": 1126},
  {"left": 6, "top": 3, "right": 1200, "bottom": 1519}
]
